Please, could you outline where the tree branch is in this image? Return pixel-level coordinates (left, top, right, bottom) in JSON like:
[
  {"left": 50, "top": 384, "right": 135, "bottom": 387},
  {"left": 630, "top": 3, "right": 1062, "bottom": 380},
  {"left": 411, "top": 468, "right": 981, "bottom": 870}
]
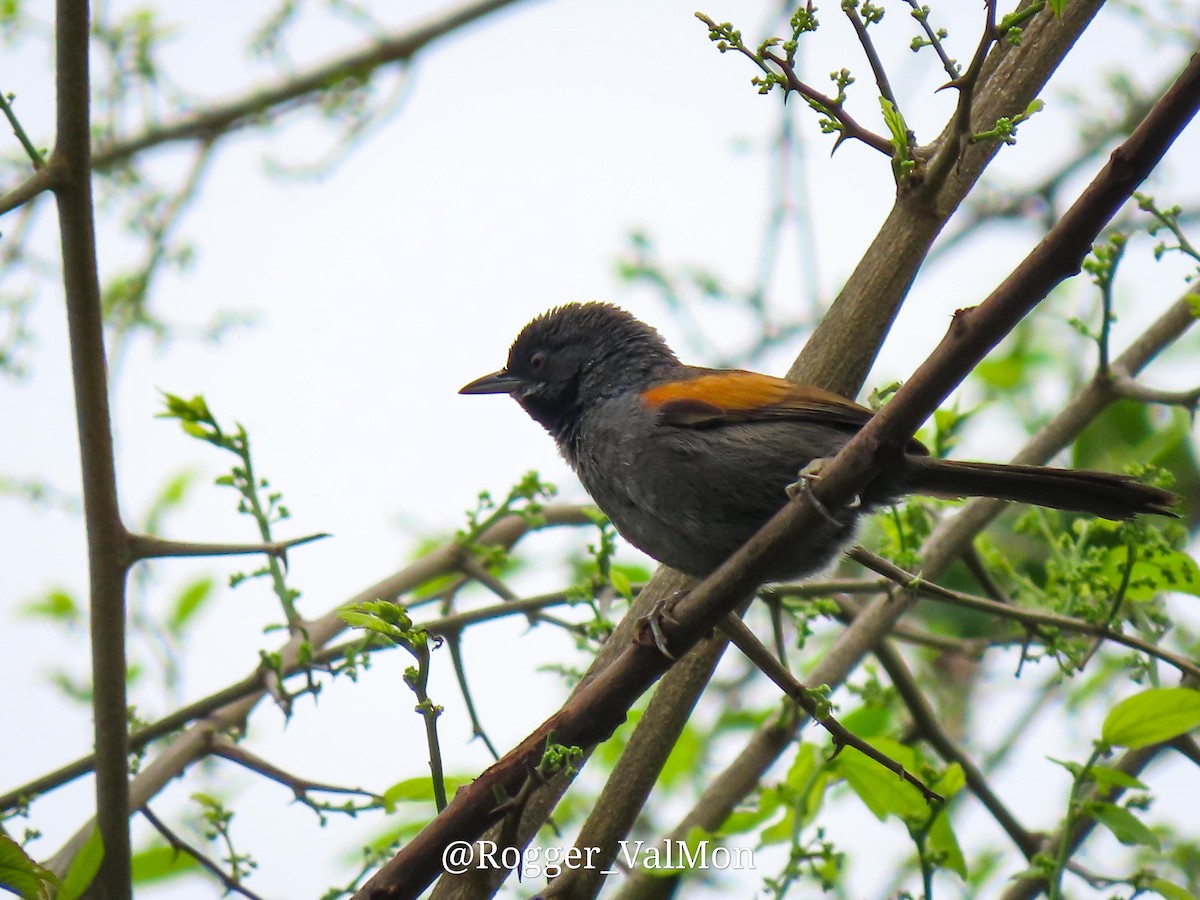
[
  {"left": 851, "top": 547, "right": 1200, "bottom": 681},
  {"left": 0, "top": 88, "right": 47, "bottom": 167},
  {"left": 719, "top": 614, "right": 942, "bottom": 802},
  {"left": 88, "top": 0, "right": 536, "bottom": 172},
  {"left": 1108, "top": 372, "right": 1200, "bottom": 413},
  {"left": 140, "top": 805, "right": 266, "bottom": 900},
  {"left": 52, "top": 1, "right": 134, "bottom": 895},
  {"left": 1, "top": 589, "right": 584, "bottom": 813},
  {"left": 788, "top": 0, "right": 1105, "bottom": 397},
  {"left": 844, "top": 3, "right": 899, "bottom": 113},
  {"left": 43, "top": 504, "right": 592, "bottom": 877},
  {"left": 0, "top": 164, "right": 59, "bottom": 215},
  {"left": 127, "top": 530, "right": 329, "bottom": 561}
]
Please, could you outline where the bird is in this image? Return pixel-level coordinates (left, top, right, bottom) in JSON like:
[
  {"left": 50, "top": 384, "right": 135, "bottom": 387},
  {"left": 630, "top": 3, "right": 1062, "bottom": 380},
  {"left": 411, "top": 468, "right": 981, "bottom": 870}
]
[{"left": 460, "top": 302, "right": 1177, "bottom": 583}]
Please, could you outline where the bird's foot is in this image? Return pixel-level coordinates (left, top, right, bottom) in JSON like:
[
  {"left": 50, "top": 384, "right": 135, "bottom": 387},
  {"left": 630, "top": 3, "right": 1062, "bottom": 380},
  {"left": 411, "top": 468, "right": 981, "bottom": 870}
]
[
  {"left": 786, "top": 458, "right": 860, "bottom": 524},
  {"left": 634, "top": 591, "right": 685, "bottom": 660}
]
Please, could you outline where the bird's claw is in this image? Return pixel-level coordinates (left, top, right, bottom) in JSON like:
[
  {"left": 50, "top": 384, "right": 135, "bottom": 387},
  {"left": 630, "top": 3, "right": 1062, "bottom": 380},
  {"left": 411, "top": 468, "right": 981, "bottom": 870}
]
[
  {"left": 786, "top": 458, "right": 859, "bottom": 524},
  {"left": 634, "top": 593, "right": 683, "bottom": 660}
]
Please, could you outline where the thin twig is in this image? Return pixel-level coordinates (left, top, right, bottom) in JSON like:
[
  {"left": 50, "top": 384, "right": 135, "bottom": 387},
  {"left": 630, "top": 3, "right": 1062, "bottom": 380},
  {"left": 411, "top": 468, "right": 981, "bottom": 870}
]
[
  {"left": 843, "top": 4, "right": 898, "bottom": 111},
  {"left": 0, "top": 89, "right": 46, "bottom": 167},
  {"left": 904, "top": 0, "right": 959, "bottom": 80},
  {"left": 1, "top": 588, "right": 585, "bottom": 810},
  {"left": 960, "top": 544, "right": 1014, "bottom": 604},
  {"left": 719, "top": 613, "right": 944, "bottom": 803},
  {"left": 443, "top": 633, "right": 502, "bottom": 761},
  {"left": 924, "top": 0, "right": 1007, "bottom": 193},
  {"left": 999, "top": 742, "right": 1168, "bottom": 899},
  {"left": 0, "top": 165, "right": 58, "bottom": 215},
  {"left": 127, "top": 530, "right": 329, "bottom": 561},
  {"left": 41, "top": 506, "right": 593, "bottom": 877},
  {"left": 139, "top": 805, "right": 266, "bottom": 900},
  {"left": 762, "top": 49, "right": 895, "bottom": 156},
  {"left": 849, "top": 547, "right": 1200, "bottom": 681},
  {"left": 88, "top": 0, "right": 532, "bottom": 172},
  {"left": 829, "top": 591, "right": 990, "bottom": 656},
  {"left": 211, "top": 738, "right": 381, "bottom": 809},
  {"left": 873, "top": 641, "right": 1039, "bottom": 857},
  {"left": 1108, "top": 372, "right": 1200, "bottom": 413}
]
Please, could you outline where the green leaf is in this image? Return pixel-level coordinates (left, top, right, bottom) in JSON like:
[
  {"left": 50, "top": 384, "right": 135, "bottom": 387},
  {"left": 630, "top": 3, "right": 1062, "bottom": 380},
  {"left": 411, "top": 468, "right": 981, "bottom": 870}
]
[
  {"left": 934, "top": 762, "right": 966, "bottom": 801},
  {"left": 834, "top": 739, "right": 926, "bottom": 821},
  {"left": 0, "top": 832, "right": 59, "bottom": 900},
  {"left": 1146, "top": 877, "right": 1199, "bottom": 900},
  {"left": 1047, "top": 756, "right": 1082, "bottom": 778},
  {"left": 380, "top": 776, "right": 467, "bottom": 812},
  {"left": 788, "top": 742, "right": 832, "bottom": 827},
  {"left": 168, "top": 577, "right": 214, "bottom": 632},
  {"left": 1090, "top": 801, "right": 1160, "bottom": 849},
  {"left": 383, "top": 777, "right": 435, "bottom": 810},
  {"left": 21, "top": 589, "right": 79, "bottom": 623},
  {"left": 1102, "top": 687, "right": 1200, "bottom": 748},
  {"left": 927, "top": 807, "right": 967, "bottom": 877},
  {"left": 142, "top": 470, "right": 198, "bottom": 534},
  {"left": 838, "top": 703, "right": 891, "bottom": 738},
  {"left": 58, "top": 827, "right": 103, "bottom": 900},
  {"left": 338, "top": 610, "right": 389, "bottom": 632},
  {"left": 131, "top": 844, "right": 200, "bottom": 884},
  {"left": 1102, "top": 545, "right": 1200, "bottom": 601},
  {"left": 1086, "top": 765, "right": 1148, "bottom": 791},
  {"left": 722, "top": 791, "right": 781, "bottom": 837},
  {"left": 879, "top": 97, "right": 908, "bottom": 148},
  {"left": 609, "top": 568, "right": 633, "bottom": 601}
]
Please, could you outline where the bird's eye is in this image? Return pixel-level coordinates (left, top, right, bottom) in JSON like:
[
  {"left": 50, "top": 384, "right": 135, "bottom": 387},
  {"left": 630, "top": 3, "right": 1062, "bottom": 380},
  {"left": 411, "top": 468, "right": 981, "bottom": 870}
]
[{"left": 529, "top": 350, "right": 547, "bottom": 371}]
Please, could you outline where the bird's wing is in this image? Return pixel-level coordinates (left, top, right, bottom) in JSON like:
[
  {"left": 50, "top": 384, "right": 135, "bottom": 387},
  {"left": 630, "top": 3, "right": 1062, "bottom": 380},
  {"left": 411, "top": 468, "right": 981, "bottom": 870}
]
[{"left": 641, "top": 369, "right": 928, "bottom": 453}]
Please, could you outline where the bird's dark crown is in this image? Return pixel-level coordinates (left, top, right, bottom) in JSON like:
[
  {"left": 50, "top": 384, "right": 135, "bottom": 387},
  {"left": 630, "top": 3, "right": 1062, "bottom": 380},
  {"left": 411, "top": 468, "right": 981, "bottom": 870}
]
[{"left": 503, "top": 302, "right": 679, "bottom": 453}]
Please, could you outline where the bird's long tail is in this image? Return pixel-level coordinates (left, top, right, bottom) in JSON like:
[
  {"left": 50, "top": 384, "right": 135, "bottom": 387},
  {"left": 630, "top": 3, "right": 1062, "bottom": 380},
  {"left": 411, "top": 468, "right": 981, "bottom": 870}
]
[{"left": 905, "top": 457, "right": 1178, "bottom": 521}]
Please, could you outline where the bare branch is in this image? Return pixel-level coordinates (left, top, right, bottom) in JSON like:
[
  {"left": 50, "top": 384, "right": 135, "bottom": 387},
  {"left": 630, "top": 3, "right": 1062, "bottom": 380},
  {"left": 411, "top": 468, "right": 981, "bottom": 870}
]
[
  {"left": 88, "top": 0, "right": 536, "bottom": 172},
  {"left": 1108, "top": 372, "right": 1200, "bottom": 414},
  {"left": 719, "top": 614, "right": 943, "bottom": 803},
  {"left": 0, "top": 88, "right": 47, "bottom": 167},
  {"left": 873, "top": 640, "right": 1040, "bottom": 857},
  {"left": 140, "top": 805, "right": 266, "bottom": 900},
  {"left": 211, "top": 738, "right": 381, "bottom": 809},
  {"left": 0, "top": 165, "right": 58, "bottom": 215},
  {"left": 51, "top": 0, "right": 133, "bottom": 893},
  {"left": 43, "top": 504, "right": 593, "bottom": 877},
  {"left": 843, "top": 3, "right": 899, "bottom": 112},
  {"left": 127, "top": 530, "right": 330, "bottom": 561},
  {"left": 904, "top": 0, "right": 960, "bottom": 80},
  {"left": 761, "top": 49, "right": 895, "bottom": 156},
  {"left": 851, "top": 547, "right": 1200, "bottom": 681}
]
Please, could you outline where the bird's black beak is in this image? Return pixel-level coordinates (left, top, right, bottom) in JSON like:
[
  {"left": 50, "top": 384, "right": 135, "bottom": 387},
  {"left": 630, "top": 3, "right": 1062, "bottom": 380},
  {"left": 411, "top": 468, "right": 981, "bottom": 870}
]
[{"left": 459, "top": 369, "right": 524, "bottom": 395}]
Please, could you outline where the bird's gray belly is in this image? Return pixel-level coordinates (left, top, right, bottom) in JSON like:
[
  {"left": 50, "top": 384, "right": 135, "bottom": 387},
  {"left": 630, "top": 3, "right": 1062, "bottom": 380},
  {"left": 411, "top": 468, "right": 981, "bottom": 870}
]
[{"left": 573, "top": 403, "right": 856, "bottom": 580}]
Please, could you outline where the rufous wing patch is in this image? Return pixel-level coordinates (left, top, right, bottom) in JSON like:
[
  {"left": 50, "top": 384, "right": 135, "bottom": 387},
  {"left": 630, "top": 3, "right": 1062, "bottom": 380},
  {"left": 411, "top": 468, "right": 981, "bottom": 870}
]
[{"left": 641, "top": 371, "right": 872, "bottom": 426}]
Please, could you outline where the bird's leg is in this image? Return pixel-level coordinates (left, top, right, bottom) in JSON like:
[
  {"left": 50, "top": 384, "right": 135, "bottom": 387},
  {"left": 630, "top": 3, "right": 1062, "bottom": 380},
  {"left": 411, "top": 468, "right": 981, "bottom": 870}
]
[
  {"left": 786, "top": 457, "right": 860, "bottom": 523},
  {"left": 634, "top": 590, "right": 686, "bottom": 660}
]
